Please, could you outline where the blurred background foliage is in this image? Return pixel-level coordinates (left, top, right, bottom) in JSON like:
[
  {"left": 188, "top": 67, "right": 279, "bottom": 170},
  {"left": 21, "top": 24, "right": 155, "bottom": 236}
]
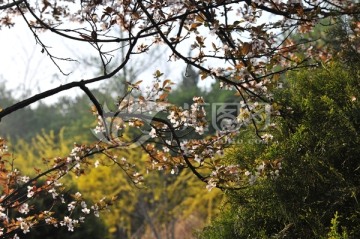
[{"left": 0, "top": 67, "right": 231, "bottom": 238}]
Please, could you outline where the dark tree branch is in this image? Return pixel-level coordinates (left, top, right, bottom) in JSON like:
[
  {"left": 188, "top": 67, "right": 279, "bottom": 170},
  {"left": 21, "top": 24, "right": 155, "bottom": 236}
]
[{"left": 0, "top": 23, "right": 142, "bottom": 120}]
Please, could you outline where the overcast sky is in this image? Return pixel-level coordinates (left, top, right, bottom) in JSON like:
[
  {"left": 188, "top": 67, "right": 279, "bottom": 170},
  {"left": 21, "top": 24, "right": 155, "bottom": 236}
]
[{"left": 0, "top": 18, "right": 190, "bottom": 105}]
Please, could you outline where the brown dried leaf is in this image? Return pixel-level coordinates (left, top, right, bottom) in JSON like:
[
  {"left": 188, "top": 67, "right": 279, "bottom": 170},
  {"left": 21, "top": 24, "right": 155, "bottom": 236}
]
[{"left": 241, "top": 42, "right": 252, "bottom": 55}]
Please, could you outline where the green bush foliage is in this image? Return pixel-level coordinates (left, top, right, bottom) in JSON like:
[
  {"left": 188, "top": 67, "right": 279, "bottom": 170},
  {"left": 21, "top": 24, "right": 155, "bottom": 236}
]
[{"left": 198, "top": 62, "right": 360, "bottom": 238}]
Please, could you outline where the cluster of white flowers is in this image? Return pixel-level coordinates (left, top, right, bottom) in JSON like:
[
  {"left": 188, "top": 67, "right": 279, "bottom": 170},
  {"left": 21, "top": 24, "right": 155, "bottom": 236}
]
[
  {"left": 244, "top": 170, "right": 258, "bottom": 185},
  {"left": 18, "top": 203, "right": 29, "bottom": 215},
  {"left": 167, "top": 109, "right": 189, "bottom": 128},
  {"left": 206, "top": 178, "right": 217, "bottom": 191},
  {"left": 81, "top": 201, "right": 90, "bottom": 214},
  {"left": 44, "top": 211, "right": 56, "bottom": 225},
  {"left": 270, "top": 161, "right": 282, "bottom": 178},
  {"left": 91, "top": 204, "right": 100, "bottom": 217},
  {"left": 16, "top": 175, "right": 30, "bottom": 184},
  {"left": 178, "top": 132, "right": 233, "bottom": 167},
  {"left": 270, "top": 169, "right": 280, "bottom": 178},
  {"left": 236, "top": 101, "right": 273, "bottom": 131},
  {"left": 68, "top": 201, "right": 76, "bottom": 211},
  {"left": 243, "top": 160, "right": 282, "bottom": 185},
  {"left": 17, "top": 217, "right": 31, "bottom": 234},
  {"left": 262, "top": 133, "right": 274, "bottom": 143},
  {"left": 0, "top": 206, "right": 8, "bottom": 222},
  {"left": 163, "top": 140, "right": 172, "bottom": 152},
  {"left": 247, "top": 39, "right": 268, "bottom": 57},
  {"left": 210, "top": 67, "right": 224, "bottom": 77},
  {"left": 170, "top": 167, "right": 179, "bottom": 175},
  {"left": 7, "top": 168, "right": 20, "bottom": 183},
  {"left": 74, "top": 192, "right": 82, "bottom": 198},
  {"left": 237, "top": 107, "right": 251, "bottom": 124},
  {"left": 132, "top": 172, "right": 143, "bottom": 184},
  {"left": 67, "top": 144, "right": 82, "bottom": 163},
  {"left": 244, "top": 162, "right": 267, "bottom": 185},
  {"left": 237, "top": 2, "right": 262, "bottom": 23},
  {"left": 149, "top": 127, "right": 157, "bottom": 138},
  {"left": 46, "top": 180, "right": 62, "bottom": 199},
  {"left": 93, "top": 115, "right": 106, "bottom": 134},
  {"left": 189, "top": 97, "right": 207, "bottom": 135},
  {"left": 60, "top": 216, "right": 79, "bottom": 231},
  {"left": 27, "top": 186, "right": 35, "bottom": 198},
  {"left": 180, "top": 140, "right": 189, "bottom": 155},
  {"left": 194, "top": 154, "right": 201, "bottom": 163},
  {"left": 166, "top": 98, "right": 208, "bottom": 135}
]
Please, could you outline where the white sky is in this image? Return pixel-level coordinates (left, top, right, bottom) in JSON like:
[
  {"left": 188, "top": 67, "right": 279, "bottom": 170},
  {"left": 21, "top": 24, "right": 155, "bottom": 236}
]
[
  {"left": 0, "top": 19, "right": 190, "bottom": 105},
  {"left": 1, "top": 19, "right": 94, "bottom": 101}
]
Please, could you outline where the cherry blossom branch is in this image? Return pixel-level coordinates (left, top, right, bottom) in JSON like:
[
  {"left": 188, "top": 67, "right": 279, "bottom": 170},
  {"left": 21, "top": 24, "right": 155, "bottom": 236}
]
[
  {"left": 15, "top": 1, "right": 75, "bottom": 76},
  {"left": 106, "top": 111, "right": 207, "bottom": 182}
]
